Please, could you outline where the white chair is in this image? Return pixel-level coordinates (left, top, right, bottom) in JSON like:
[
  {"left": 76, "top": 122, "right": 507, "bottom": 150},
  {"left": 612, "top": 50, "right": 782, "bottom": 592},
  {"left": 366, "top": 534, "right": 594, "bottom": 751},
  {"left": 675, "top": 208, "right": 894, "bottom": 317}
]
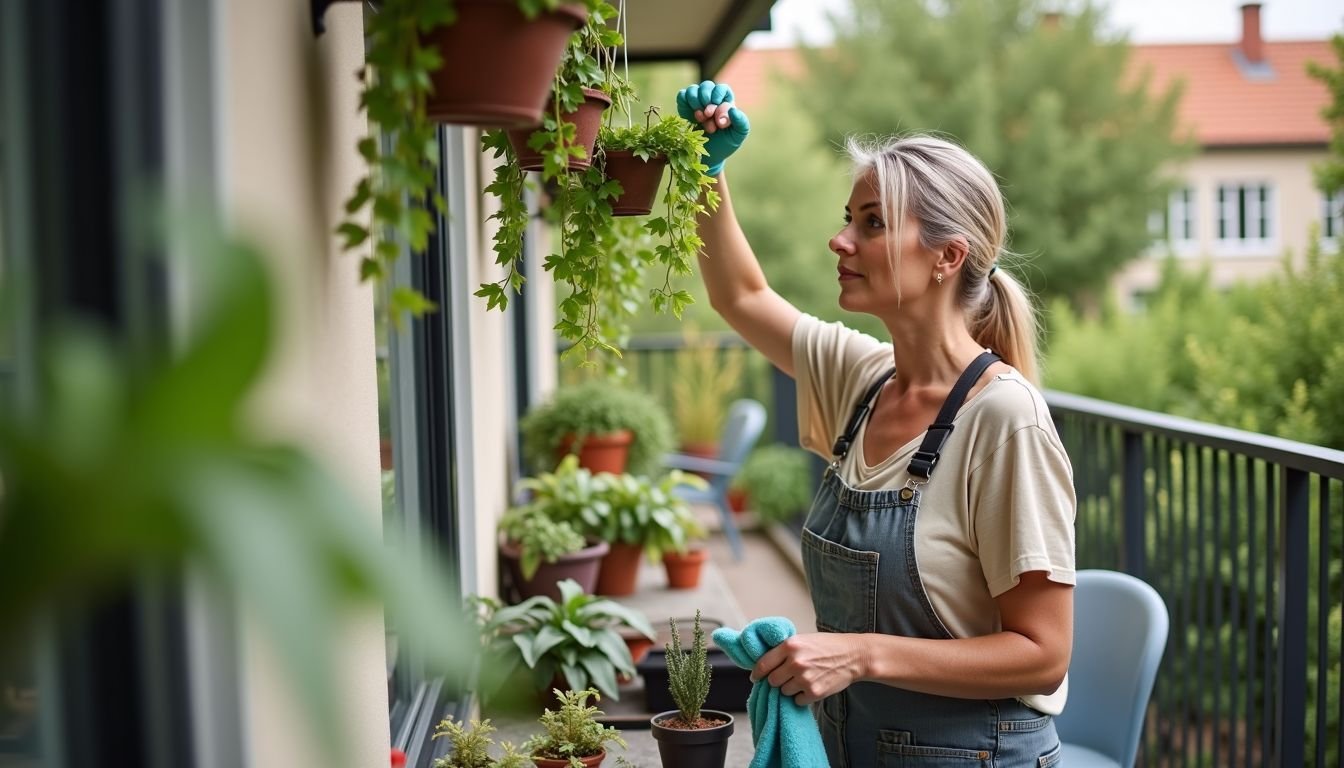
[{"left": 1054, "top": 569, "right": 1169, "bottom": 767}]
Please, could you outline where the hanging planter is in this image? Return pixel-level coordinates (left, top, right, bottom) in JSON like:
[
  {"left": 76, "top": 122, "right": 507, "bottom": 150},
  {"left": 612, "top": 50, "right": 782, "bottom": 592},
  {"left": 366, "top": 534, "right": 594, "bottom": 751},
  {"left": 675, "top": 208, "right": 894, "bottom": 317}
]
[
  {"left": 604, "top": 149, "right": 668, "bottom": 216},
  {"left": 424, "top": 0, "right": 588, "bottom": 127},
  {"left": 507, "top": 88, "right": 612, "bottom": 171}
]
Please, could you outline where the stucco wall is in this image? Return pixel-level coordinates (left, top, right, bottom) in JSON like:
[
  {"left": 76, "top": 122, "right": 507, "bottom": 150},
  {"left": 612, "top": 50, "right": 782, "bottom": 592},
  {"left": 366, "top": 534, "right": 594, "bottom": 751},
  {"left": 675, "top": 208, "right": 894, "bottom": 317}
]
[
  {"left": 1113, "top": 146, "right": 1330, "bottom": 305},
  {"left": 216, "top": 1, "right": 389, "bottom": 767}
]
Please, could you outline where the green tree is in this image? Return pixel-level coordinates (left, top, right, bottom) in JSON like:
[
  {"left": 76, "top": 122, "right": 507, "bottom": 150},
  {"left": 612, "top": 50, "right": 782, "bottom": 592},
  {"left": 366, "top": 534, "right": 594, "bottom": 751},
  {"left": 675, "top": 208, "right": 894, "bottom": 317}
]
[
  {"left": 1307, "top": 31, "right": 1344, "bottom": 196},
  {"left": 797, "top": 0, "right": 1191, "bottom": 303}
]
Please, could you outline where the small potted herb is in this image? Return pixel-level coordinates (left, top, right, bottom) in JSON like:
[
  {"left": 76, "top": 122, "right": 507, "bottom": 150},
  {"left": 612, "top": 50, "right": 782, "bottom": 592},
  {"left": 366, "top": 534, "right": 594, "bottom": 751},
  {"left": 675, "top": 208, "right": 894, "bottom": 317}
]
[
  {"left": 520, "top": 381, "right": 674, "bottom": 476},
  {"left": 650, "top": 612, "right": 734, "bottom": 767},
  {"left": 524, "top": 688, "right": 627, "bottom": 768},
  {"left": 430, "top": 717, "right": 531, "bottom": 768}
]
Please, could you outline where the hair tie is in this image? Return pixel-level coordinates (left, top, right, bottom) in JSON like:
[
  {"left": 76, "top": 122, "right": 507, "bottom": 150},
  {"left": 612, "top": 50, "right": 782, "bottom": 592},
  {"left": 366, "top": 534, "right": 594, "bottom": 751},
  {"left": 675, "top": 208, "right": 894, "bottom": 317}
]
[{"left": 988, "top": 261, "right": 999, "bottom": 279}]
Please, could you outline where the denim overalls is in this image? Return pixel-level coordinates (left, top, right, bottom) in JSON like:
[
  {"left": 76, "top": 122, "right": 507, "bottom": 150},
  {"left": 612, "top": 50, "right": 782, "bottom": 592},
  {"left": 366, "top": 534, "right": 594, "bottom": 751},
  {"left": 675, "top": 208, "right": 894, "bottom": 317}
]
[{"left": 802, "top": 352, "right": 1062, "bottom": 767}]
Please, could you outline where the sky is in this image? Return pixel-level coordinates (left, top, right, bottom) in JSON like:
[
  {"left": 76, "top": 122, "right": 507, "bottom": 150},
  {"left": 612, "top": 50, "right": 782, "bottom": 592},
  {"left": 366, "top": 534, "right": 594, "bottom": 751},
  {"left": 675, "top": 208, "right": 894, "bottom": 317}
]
[{"left": 746, "top": 0, "right": 1344, "bottom": 48}]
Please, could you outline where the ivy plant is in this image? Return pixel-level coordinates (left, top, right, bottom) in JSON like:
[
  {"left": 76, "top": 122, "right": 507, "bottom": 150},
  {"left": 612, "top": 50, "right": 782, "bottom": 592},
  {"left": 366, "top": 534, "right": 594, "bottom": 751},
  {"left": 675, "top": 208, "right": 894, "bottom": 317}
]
[{"left": 340, "top": 0, "right": 596, "bottom": 326}]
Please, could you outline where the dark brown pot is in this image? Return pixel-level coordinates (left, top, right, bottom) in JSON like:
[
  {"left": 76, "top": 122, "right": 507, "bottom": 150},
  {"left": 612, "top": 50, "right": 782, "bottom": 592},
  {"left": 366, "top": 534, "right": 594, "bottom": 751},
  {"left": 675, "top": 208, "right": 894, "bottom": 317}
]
[
  {"left": 604, "top": 150, "right": 668, "bottom": 216},
  {"left": 651, "top": 710, "right": 735, "bottom": 768},
  {"left": 558, "top": 430, "right": 633, "bottom": 475},
  {"left": 531, "top": 750, "right": 606, "bottom": 768},
  {"left": 595, "top": 541, "right": 644, "bottom": 596},
  {"left": 501, "top": 538, "right": 610, "bottom": 602},
  {"left": 507, "top": 88, "right": 612, "bottom": 171},
  {"left": 423, "top": 1, "right": 587, "bottom": 127},
  {"left": 662, "top": 547, "right": 709, "bottom": 590}
]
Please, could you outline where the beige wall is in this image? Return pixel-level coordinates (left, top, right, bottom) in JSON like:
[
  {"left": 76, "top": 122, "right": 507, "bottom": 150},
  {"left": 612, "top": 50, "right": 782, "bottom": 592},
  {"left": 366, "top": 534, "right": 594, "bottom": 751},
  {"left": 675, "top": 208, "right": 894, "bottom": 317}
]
[
  {"left": 1113, "top": 146, "right": 1330, "bottom": 305},
  {"left": 216, "top": 1, "right": 389, "bottom": 767}
]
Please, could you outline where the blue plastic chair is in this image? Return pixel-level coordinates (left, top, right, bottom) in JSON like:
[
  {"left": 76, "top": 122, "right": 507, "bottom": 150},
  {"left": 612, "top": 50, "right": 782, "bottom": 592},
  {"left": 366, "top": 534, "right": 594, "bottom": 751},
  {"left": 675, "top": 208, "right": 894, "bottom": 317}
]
[
  {"left": 662, "top": 399, "right": 767, "bottom": 561},
  {"left": 1055, "top": 569, "right": 1170, "bottom": 768}
]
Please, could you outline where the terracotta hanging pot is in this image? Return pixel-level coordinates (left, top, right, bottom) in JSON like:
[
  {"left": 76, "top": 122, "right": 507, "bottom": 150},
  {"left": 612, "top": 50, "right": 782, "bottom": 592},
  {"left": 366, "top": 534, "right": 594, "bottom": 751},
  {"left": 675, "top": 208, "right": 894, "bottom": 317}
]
[
  {"left": 595, "top": 541, "right": 644, "bottom": 596},
  {"left": 507, "top": 88, "right": 612, "bottom": 172},
  {"left": 662, "top": 546, "right": 709, "bottom": 590},
  {"left": 604, "top": 150, "right": 668, "bottom": 216},
  {"left": 500, "top": 538, "right": 610, "bottom": 601},
  {"left": 423, "top": 0, "right": 587, "bottom": 127},
  {"left": 557, "top": 429, "right": 633, "bottom": 475}
]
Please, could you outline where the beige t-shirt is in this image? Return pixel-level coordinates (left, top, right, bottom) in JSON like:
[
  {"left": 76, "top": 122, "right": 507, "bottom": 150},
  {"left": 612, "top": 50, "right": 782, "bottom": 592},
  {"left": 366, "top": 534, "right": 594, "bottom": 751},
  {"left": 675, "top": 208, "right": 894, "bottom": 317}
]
[{"left": 792, "top": 314, "right": 1077, "bottom": 715}]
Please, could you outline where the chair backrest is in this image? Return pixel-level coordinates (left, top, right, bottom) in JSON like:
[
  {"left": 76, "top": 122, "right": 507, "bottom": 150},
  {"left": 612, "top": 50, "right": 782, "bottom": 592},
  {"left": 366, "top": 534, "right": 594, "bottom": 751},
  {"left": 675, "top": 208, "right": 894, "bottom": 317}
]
[
  {"left": 1055, "top": 569, "right": 1169, "bottom": 768},
  {"left": 711, "top": 399, "right": 767, "bottom": 487}
]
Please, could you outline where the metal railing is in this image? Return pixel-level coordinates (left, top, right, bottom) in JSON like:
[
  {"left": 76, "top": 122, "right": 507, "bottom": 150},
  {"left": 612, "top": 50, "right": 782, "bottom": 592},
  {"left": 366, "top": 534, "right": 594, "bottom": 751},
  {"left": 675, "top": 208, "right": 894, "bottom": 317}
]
[
  {"left": 1049, "top": 391, "right": 1344, "bottom": 768},
  {"left": 561, "top": 338, "right": 1344, "bottom": 766}
]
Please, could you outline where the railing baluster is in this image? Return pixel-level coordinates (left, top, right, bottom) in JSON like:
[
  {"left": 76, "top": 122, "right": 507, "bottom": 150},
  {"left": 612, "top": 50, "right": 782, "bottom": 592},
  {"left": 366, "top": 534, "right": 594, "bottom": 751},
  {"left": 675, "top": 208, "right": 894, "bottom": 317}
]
[
  {"left": 1247, "top": 458, "right": 1258, "bottom": 768},
  {"left": 1178, "top": 441, "right": 1191, "bottom": 767},
  {"left": 1278, "top": 466, "right": 1307, "bottom": 768},
  {"left": 1316, "top": 474, "right": 1329, "bottom": 768},
  {"left": 1212, "top": 449, "right": 1224, "bottom": 768},
  {"left": 1195, "top": 443, "right": 1208, "bottom": 763},
  {"left": 1124, "top": 430, "right": 1146, "bottom": 579},
  {"left": 1263, "top": 462, "right": 1275, "bottom": 768}
]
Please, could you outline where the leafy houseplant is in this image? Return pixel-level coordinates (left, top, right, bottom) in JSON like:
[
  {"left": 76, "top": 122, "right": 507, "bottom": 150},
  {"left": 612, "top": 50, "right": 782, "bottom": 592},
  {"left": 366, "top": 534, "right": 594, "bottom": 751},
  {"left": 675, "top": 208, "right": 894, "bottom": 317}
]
[
  {"left": 520, "top": 380, "right": 674, "bottom": 476},
  {"left": 499, "top": 473, "right": 610, "bottom": 600},
  {"left": 732, "top": 445, "right": 814, "bottom": 524},
  {"left": 339, "top": 0, "right": 595, "bottom": 324},
  {"left": 472, "top": 579, "right": 654, "bottom": 702},
  {"left": 591, "top": 470, "right": 706, "bottom": 597},
  {"left": 523, "top": 688, "right": 627, "bottom": 768},
  {"left": 650, "top": 611, "right": 735, "bottom": 767},
  {"left": 431, "top": 717, "right": 531, "bottom": 768}
]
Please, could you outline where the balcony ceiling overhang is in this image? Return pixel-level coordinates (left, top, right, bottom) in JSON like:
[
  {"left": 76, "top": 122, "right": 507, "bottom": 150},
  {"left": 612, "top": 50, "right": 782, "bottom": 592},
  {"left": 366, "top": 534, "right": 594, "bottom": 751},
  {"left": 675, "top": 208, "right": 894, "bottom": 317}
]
[{"left": 621, "top": 0, "right": 777, "bottom": 78}]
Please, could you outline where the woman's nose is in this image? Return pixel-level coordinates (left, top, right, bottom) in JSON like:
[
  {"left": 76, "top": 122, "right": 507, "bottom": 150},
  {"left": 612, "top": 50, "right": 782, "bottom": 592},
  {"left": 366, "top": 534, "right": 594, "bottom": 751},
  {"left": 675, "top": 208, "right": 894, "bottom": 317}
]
[{"left": 830, "top": 231, "right": 854, "bottom": 255}]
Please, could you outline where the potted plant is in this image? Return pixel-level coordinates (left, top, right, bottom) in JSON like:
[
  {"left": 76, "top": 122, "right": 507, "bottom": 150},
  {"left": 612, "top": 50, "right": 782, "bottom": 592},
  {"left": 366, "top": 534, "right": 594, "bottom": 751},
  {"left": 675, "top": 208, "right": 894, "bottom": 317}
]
[
  {"left": 519, "top": 381, "right": 674, "bottom": 476},
  {"left": 650, "top": 612, "right": 734, "bottom": 767},
  {"left": 591, "top": 471, "right": 706, "bottom": 597},
  {"left": 668, "top": 327, "right": 744, "bottom": 460},
  {"left": 472, "top": 579, "right": 654, "bottom": 703},
  {"left": 430, "top": 717, "right": 531, "bottom": 768},
  {"left": 660, "top": 514, "right": 710, "bottom": 591},
  {"left": 732, "top": 445, "right": 814, "bottom": 524},
  {"left": 338, "top": 0, "right": 599, "bottom": 324},
  {"left": 523, "top": 688, "right": 627, "bottom": 768},
  {"left": 499, "top": 494, "right": 609, "bottom": 601}
]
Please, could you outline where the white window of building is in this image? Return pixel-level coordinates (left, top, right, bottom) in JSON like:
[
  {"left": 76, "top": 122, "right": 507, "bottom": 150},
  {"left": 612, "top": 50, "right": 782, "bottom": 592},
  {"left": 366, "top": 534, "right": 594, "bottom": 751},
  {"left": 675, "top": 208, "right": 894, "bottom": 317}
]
[
  {"left": 1148, "top": 186, "right": 1197, "bottom": 255},
  {"left": 1215, "top": 182, "right": 1275, "bottom": 252},
  {"left": 1323, "top": 189, "right": 1344, "bottom": 247}
]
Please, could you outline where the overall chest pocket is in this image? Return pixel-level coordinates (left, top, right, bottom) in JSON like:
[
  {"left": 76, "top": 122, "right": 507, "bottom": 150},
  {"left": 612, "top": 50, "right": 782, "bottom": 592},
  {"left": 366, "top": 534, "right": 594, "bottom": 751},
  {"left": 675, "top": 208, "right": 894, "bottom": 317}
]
[{"left": 801, "top": 527, "right": 879, "bottom": 633}]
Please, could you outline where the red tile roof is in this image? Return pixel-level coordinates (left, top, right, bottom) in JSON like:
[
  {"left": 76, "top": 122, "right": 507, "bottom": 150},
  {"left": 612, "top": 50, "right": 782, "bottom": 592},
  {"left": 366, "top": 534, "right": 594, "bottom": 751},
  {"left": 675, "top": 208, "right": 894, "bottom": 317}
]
[
  {"left": 1129, "top": 40, "right": 1333, "bottom": 146},
  {"left": 720, "top": 39, "right": 1333, "bottom": 147}
]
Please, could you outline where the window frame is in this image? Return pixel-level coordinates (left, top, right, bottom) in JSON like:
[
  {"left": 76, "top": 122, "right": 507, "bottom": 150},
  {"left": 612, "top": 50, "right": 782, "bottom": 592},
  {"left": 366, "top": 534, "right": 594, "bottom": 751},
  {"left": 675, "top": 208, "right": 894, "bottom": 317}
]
[{"left": 1214, "top": 181, "right": 1277, "bottom": 256}]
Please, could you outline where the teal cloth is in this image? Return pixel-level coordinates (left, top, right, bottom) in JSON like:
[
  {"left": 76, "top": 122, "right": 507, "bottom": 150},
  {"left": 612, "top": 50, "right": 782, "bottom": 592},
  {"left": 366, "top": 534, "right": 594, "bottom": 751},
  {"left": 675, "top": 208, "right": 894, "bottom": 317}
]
[{"left": 712, "top": 618, "right": 829, "bottom": 768}]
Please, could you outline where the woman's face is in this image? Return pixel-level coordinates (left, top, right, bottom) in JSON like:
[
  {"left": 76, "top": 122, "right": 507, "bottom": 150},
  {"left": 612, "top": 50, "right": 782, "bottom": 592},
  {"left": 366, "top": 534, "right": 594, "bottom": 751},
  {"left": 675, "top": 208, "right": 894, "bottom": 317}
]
[{"left": 829, "top": 173, "right": 941, "bottom": 318}]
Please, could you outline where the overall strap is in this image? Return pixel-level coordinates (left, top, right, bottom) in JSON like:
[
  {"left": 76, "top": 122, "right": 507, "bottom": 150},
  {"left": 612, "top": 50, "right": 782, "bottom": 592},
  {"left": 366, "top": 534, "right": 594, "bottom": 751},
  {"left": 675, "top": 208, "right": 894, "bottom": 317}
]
[
  {"left": 906, "top": 351, "right": 1001, "bottom": 480},
  {"left": 831, "top": 368, "right": 897, "bottom": 461}
]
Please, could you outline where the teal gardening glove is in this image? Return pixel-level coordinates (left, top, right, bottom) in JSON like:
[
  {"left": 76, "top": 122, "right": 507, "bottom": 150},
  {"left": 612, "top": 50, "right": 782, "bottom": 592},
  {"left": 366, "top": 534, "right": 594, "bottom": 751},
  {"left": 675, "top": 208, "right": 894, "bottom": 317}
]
[{"left": 676, "top": 80, "right": 751, "bottom": 176}]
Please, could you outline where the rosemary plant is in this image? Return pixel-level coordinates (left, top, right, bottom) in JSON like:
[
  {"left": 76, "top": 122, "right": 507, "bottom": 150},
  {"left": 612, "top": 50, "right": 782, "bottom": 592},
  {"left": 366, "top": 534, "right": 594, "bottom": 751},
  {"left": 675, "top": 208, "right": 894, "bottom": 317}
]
[{"left": 665, "top": 610, "right": 712, "bottom": 724}]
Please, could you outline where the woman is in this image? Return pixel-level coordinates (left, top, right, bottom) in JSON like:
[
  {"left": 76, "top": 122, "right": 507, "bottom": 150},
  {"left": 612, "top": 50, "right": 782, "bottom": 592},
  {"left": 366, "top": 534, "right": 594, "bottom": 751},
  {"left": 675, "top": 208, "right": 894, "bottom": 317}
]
[{"left": 676, "top": 80, "right": 1077, "bottom": 767}]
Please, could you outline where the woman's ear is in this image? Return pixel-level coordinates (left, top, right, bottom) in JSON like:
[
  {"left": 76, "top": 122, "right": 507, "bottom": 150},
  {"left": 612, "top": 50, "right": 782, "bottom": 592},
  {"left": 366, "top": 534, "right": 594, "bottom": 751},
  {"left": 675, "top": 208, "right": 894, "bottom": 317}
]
[{"left": 937, "top": 236, "right": 970, "bottom": 276}]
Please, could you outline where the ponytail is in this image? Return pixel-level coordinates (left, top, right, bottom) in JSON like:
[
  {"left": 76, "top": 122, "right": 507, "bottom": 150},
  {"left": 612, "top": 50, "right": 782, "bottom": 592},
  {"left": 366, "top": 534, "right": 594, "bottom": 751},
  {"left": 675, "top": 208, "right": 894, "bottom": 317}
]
[{"left": 969, "top": 265, "right": 1040, "bottom": 385}]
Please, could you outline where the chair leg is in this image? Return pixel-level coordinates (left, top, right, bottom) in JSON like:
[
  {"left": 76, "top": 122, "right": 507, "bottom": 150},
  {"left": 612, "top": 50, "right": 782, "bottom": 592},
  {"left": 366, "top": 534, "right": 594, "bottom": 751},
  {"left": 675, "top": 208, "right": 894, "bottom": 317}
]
[{"left": 715, "top": 494, "right": 744, "bottom": 561}]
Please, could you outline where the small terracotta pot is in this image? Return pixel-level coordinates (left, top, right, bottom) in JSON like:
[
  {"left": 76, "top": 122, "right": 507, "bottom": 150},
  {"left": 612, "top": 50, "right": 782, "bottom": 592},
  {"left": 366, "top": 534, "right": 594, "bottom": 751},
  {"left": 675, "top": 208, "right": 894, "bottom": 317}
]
[
  {"left": 558, "top": 430, "right": 634, "bottom": 475},
  {"left": 662, "top": 547, "right": 709, "bottom": 590},
  {"left": 530, "top": 750, "right": 606, "bottom": 768},
  {"left": 500, "top": 538, "right": 609, "bottom": 601},
  {"left": 604, "top": 150, "right": 668, "bottom": 216},
  {"left": 507, "top": 88, "right": 612, "bottom": 172},
  {"left": 623, "top": 633, "right": 655, "bottom": 665},
  {"left": 727, "top": 487, "right": 748, "bottom": 514},
  {"left": 423, "top": 1, "right": 587, "bottom": 127},
  {"left": 595, "top": 541, "right": 644, "bottom": 596}
]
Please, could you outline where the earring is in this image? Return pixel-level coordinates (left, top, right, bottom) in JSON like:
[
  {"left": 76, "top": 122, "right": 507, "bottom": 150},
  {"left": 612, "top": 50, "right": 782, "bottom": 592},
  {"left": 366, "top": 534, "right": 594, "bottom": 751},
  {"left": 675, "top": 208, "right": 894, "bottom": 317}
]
[{"left": 935, "top": 272, "right": 944, "bottom": 285}]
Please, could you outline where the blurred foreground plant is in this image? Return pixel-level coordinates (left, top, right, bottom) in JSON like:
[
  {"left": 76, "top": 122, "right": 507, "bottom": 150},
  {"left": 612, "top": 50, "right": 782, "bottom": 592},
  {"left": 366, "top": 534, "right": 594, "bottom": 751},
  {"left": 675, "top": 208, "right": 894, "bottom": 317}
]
[{"left": 0, "top": 225, "right": 473, "bottom": 760}]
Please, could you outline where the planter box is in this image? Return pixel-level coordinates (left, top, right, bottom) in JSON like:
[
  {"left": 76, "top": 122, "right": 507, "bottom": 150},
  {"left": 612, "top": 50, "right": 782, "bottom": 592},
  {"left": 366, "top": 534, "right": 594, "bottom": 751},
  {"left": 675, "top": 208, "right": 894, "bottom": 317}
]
[{"left": 636, "top": 647, "right": 752, "bottom": 714}]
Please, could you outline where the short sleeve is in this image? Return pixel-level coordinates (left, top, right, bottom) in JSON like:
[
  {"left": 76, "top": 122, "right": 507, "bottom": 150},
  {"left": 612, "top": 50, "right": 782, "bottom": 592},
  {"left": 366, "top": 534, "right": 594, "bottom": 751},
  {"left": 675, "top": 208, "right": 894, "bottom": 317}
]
[
  {"left": 791, "top": 314, "right": 887, "bottom": 458},
  {"left": 970, "top": 425, "right": 1077, "bottom": 597}
]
